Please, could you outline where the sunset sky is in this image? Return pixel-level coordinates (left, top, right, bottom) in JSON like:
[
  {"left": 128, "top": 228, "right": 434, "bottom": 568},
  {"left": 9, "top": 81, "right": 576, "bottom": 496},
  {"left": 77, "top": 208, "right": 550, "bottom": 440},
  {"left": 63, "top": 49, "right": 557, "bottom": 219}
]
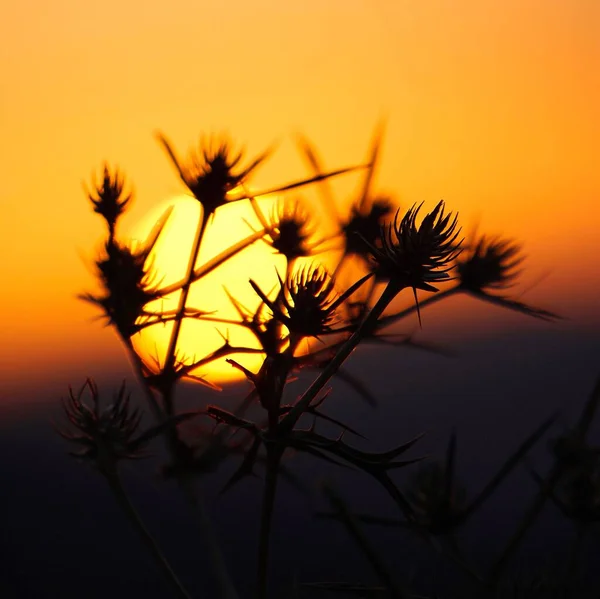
[{"left": 1, "top": 0, "right": 599, "bottom": 400}]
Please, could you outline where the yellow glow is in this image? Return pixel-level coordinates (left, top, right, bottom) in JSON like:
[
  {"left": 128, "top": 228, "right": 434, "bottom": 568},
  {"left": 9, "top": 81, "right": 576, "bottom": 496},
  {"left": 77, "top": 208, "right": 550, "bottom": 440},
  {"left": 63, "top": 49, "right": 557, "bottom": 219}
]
[
  {"left": 128, "top": 194, "right": 341, "bottom": 385},
  {"left": 2, "top": 0, "right": 599, "bottom": 398}
]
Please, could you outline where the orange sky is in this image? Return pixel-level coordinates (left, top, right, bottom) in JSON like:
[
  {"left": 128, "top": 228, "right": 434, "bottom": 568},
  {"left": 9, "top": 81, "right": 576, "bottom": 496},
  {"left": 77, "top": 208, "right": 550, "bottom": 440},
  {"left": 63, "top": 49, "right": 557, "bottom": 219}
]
[{"left": 1, "top": 0, "right": 599, "bottom": 399}]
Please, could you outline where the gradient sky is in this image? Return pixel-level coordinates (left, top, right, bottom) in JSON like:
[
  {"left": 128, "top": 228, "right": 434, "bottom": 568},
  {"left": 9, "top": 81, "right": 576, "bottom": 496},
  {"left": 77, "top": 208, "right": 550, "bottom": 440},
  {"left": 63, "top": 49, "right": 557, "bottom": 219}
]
[{"left": 1, "top": 0, "right": 599, "bottom": 400}]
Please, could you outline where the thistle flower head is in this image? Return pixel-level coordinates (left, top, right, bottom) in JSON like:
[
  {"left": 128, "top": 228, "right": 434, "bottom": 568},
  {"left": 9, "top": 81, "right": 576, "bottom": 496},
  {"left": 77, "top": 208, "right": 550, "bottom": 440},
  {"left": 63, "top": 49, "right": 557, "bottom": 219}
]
[
  {"left": 56, "top": 379, "right": 145, "bottom": 475},
  {"left": 342, "top": 196, "right": 393, "bottom": 258},
  {"left": 267, "top": 198, "right": 313, "bottom": 260},
  {"left": 80, "top": 207, "right": 171, "bottom": 339},
  {"left": 251, "top": 265, "right": 348, "bottom": 340},
  {"left": 157, "top": 132, "right": 270, "bottom": 215},
  {"left": 81, "top": 238, "right": 160, "bottom": 339},
  {"left": 367, "top": 200, "right": 463, "bottom": 293},
  {"left": 84, "top": 164, "right": 132, "bottom": 235},
  {"left": 284, "top": 265, "right": 340, "bottom": 337},
  {"left": 457, "top": 236, "right": 523, "bottom": 293}
]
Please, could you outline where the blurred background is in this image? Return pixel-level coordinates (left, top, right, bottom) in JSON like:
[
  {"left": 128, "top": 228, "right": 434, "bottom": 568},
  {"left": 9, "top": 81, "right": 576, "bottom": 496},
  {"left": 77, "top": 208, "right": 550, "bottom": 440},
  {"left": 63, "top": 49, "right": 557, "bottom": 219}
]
[{"left": 1, "top": 0, "right": 599, "bottom": 597}]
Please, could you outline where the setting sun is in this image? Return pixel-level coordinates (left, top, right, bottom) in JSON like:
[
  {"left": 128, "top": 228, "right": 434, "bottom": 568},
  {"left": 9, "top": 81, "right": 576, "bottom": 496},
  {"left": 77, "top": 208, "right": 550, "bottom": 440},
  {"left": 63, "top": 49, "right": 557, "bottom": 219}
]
[{"left": 128, "top": 193, "right": 342, "bottom": 385}]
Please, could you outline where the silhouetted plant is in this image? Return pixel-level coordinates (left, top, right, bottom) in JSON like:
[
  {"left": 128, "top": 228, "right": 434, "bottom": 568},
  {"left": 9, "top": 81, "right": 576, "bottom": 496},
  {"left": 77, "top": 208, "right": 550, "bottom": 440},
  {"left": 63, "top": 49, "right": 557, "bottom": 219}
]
[
  {"left": 55, "top": 121, "right": 592, "bottom": 599},
  {"left": 56, "top": 379, "right": 197, "bottom": 599},
  {"left": 84, "top": 164, "right": 132, "bottom": 239}
]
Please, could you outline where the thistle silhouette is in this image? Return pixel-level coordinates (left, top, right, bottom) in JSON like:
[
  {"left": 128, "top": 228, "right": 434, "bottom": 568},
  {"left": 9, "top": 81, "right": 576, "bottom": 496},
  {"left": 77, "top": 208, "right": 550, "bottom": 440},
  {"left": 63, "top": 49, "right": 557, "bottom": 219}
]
[
  {"left": 57, "top": 121, "right": 581, "bottom": 599},
  {"left": 84, "top": 164, "right": 132, "bottom": 238}
]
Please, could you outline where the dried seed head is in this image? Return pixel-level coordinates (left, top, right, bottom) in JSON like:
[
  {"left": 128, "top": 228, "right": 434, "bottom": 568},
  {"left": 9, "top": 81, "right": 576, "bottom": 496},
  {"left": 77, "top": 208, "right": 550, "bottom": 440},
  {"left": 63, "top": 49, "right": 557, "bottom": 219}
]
[
  {"left": 267, "top": 198, "right": 313, "bottom": 260},
  {"left": 457, "top": 236, "right": 523, "bottom": 293},
  {"left": 342, "top": 196, "right": 393, "bottom": 258},
  {"left": 80, "top": 207, "right": 171, "bottom": 339},
  {"left": 157, "top": 132, "right": 270, "bottom": 215},
  {"left": 250, "top": 265, "right": 347, "bottom": 340},
  {"left": 56, "top": 379, "right": 145, "bottom": 475},
  {"left": 368, "top": 200, "right": 463, "bottom": 293},
  {"left": 80, "top": 238, "right": 160, "bottom": 339},
  {"left": 84, "top": 164, "right": 132, "bottom": 236},
  {"left": 282, "top": 265, "right": 341, "bottom": 337}
]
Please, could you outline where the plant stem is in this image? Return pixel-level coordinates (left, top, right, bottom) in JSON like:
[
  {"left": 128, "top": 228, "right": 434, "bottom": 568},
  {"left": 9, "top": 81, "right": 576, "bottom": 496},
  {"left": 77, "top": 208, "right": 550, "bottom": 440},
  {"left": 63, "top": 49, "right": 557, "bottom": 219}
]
[
  {"left": 252, "top": 283, "right": 403, "bottom": 598},
  {"left": 322, "top": 483, "right": 409, "bottom": 599},
  {"left": 179, "top": 479, "right": 240, "bottom": 599},
  {"left": 106, "top": 471, "right": 193, "bottom": 599},
  {"left": 123, "top": 338, "right": 164, "bottom": 424},
  {"left": 278, "top": 282, "right": 401, "bottom": 434},
  {"left": 163, "top": 209, "right": 210, "bottom": 412},
  {"left": 487, "top": 465, "right": 563, "bottom": 585},
  {"left": 157, "top": 228, "right": 266, "bottom": 296},
  {"left": 124, "top": 334, "right": 238, "bottom": 599},
  {"left": 255, "top": 443, "right": 282, "bottom": 599},
  {"left": 375, "top": 286, "right": 459, "bottom": 330}
]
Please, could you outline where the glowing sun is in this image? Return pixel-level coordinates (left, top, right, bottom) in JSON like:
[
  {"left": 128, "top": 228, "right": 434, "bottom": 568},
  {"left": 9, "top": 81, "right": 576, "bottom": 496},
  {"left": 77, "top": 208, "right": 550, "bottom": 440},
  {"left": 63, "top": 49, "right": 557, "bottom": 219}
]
[{"left": 128, "top": 194, "right": 340, "bottom": 386}]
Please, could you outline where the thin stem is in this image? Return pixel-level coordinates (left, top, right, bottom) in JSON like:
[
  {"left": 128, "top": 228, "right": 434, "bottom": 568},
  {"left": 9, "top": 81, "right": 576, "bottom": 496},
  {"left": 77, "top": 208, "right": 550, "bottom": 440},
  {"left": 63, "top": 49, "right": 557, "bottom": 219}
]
[
  {"left": 106, "top": 472, "right": 193, "bottom": 599},
  {"left": 255, "top": 444, "right": 281, "bottom": 599},
  {"left": 124, "top": 336, "right": 238, "bottom": 599},
  {"left": 488, "top": 465, "right": 563, "bottom": 585},
  {"left": 157, "top": 228, "right": 266, "bottom": 296},
  {"left": 163, "top": 209, "right": 210, "bottom": 408},
  {"left": 278, "top": 282, "right": 401, "bottom": 434},
  {"left": 179, "top": 479, "right": 240, "bottom": 599},
  {"left": 255, "top": 338, "right": 298, "bottom": 598},
  {"left": 123, "top": 337, "right": 164, "bottom": 424},
  {"left": 322, "top": 483, "right": 409, "bottom": 599}
]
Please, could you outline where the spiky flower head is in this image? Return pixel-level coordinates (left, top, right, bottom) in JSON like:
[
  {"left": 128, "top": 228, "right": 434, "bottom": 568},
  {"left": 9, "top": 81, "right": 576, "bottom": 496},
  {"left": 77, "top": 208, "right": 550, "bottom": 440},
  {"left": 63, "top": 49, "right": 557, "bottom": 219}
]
[
  {"left": 80, "top": 208, "right": 171, "bottom": 339},
  {"left": 457, "top": 236, "right": 523, "bottom": 293},
  {"left": 367, "top": 200, "right": 462, "bottom": 293},
  {"left": 250, "top": 264, "right": 363, "bottom": 340},
  {"left": 283, "top": 265, "right": 340, "bottom": 337},
  {"left": 56, "top": 379, "right": 145, "bottom": 475},
  {"left": 342, "top": 196, "right": 393, "bottom": 258},
  {"left": 81, "top": 239, "right": 159, "bottom": 339},
  {"left": 84, "top": 164, "right": 132, "bottom": 236},
  {"left": 156, "top": 132, "right": 270, "bottom": 216},
  {"left": 266, "top": 198, "right": 314, "bottom": 260}
]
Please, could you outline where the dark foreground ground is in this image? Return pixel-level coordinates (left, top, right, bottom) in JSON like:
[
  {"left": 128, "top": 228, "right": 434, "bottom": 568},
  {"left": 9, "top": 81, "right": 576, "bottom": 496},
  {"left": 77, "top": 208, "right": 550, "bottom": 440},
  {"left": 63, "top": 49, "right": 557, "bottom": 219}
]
[{"left": 2, "top": 326, "right": 600, "bottom": 599}]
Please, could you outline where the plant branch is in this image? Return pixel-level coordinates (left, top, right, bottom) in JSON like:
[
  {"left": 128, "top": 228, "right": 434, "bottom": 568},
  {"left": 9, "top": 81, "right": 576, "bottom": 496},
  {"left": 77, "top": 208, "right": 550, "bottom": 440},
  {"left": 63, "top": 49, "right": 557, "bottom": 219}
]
[
  {"left": 106, "top": 472, "right": 193, "bottom": 599},
  {"left": 163, "top": 211, "right": 210, "bottom": 395},
  {"left": 255, "top": 444, "right": 282, "bottom": 599},
  {"left": 277, "top": 282, "right": 401, "bottom": 434}
]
